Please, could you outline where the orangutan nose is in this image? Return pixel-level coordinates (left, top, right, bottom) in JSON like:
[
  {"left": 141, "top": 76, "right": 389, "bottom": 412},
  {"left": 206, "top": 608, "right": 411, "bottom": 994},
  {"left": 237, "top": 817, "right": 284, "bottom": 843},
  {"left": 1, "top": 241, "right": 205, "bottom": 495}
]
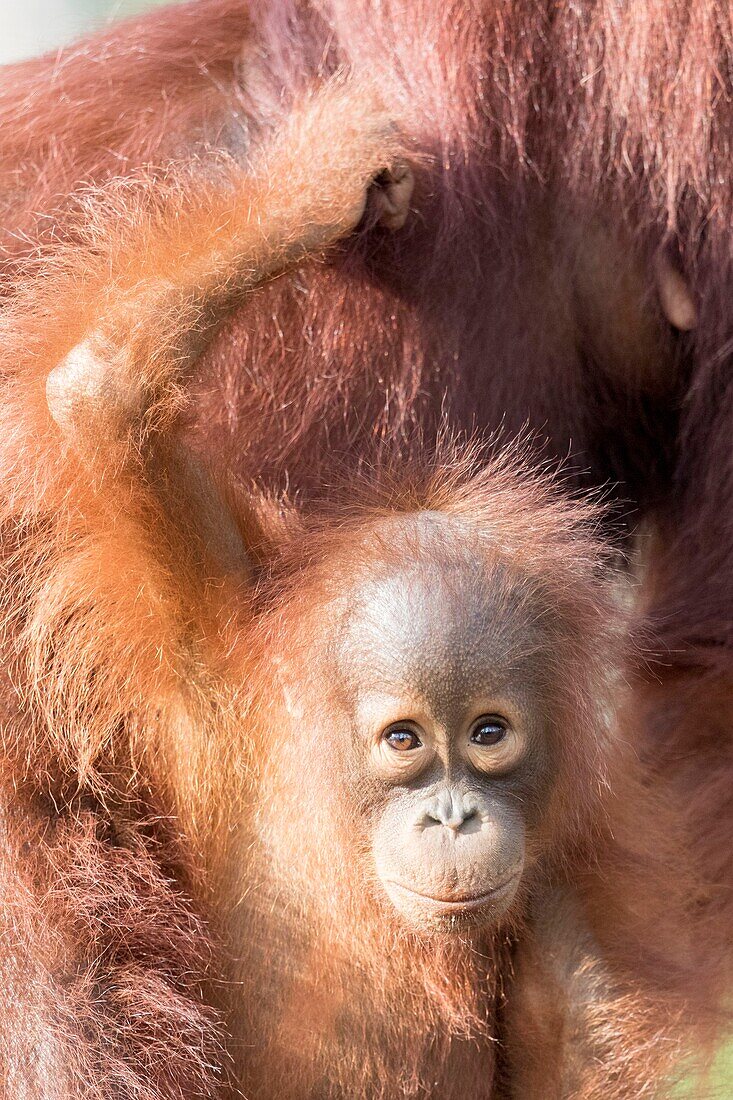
[{"left": 420, "top": 790, "right": 479, "bottom": 832}]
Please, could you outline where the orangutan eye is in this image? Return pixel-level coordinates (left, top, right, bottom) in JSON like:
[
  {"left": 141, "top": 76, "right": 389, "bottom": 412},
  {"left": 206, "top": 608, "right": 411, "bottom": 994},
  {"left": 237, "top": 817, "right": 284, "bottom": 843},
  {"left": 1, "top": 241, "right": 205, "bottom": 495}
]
[
  {"left": 470, "top": 717, "right": 508, "bottom": 747},
  {"left": 383, "top": 726, "right": 422, "bottom": 751}
]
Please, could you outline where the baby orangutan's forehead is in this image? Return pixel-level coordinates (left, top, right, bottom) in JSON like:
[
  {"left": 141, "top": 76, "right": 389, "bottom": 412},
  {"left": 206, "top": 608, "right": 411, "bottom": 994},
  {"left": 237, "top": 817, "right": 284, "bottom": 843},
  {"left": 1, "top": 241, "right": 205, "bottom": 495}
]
[{"left": 334, "top": 556, "right": 545, "bottom": 707}]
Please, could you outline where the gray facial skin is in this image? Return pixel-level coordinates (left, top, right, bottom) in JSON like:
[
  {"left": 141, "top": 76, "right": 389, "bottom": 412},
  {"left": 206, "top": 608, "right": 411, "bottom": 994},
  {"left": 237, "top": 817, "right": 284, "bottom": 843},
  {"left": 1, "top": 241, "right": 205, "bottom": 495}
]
[{"left": 332, "top": 516, "right": 552, "bottom": 934}]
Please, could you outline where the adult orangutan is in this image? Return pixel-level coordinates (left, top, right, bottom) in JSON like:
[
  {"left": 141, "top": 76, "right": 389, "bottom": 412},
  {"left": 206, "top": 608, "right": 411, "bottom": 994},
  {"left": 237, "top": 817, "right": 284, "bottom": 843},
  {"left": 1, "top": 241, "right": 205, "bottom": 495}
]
[
  {"left": 0, "top": 1, "right": 731, "bottom": 1097},
  {"left": 0, "top": 78, "right": 722, "bottom": 1097}
]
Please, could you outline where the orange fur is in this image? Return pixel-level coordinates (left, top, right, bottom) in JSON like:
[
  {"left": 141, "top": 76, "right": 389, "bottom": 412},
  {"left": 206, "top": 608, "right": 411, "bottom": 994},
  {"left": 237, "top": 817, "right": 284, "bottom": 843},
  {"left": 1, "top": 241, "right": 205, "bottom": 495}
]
[{"left": 0, "top": 3, "right": 730, "bottom": 1098}]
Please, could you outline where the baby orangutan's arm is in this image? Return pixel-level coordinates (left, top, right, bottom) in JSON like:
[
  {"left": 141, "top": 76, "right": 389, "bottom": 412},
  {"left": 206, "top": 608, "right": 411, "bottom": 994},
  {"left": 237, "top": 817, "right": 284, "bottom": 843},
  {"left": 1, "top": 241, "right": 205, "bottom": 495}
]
[
  {"left": 45, "top": 79, "right": 411, "bottom": 452},
  {"left": 40, "top": 78, "right": 412, "bottom": 578}
]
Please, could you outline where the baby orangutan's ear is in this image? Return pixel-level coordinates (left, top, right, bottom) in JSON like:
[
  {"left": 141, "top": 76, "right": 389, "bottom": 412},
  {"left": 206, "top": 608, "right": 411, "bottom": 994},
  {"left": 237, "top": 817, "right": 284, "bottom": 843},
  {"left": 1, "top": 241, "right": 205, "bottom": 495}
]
[{"left": 273, "top": 653, "right": 306, "bottom": 721}]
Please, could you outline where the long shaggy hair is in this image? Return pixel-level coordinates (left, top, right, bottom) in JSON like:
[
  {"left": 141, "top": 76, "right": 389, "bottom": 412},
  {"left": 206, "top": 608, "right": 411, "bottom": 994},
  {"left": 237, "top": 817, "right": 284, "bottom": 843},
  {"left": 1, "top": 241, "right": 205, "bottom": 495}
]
[{"left": 0, "top": 2, "right": 731, "bottom": 1097}]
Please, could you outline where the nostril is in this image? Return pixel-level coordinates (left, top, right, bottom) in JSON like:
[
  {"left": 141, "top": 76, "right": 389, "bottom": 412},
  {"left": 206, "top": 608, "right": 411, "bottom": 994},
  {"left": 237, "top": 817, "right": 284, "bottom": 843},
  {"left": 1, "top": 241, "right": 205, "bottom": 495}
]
[
  {"left": 419, "top": 793, "right": 450, "bottom": 829},
  {"left": 419, "top": 805, "right": 444, "bottom": 829}
]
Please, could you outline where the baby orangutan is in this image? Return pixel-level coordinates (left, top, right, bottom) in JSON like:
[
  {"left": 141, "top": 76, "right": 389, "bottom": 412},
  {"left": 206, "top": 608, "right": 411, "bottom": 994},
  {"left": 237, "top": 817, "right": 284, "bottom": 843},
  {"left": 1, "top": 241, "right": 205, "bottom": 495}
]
[
  {"left": 266, "top": 511, "right": 557, "bottom": 938},
  {"left": 0, "top": 75, "right": 718, "bottom": 1100},
  {"left": 225, "top": 464, "right": 710, "bottom": 1099}
]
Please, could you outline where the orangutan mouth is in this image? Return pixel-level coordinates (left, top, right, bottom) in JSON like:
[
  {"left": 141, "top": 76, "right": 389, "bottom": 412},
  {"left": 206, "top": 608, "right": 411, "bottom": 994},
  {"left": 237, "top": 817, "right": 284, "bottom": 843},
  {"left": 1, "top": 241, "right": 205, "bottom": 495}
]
[{"left": 385, "top": 872, "right": 521, "bottom": 913}]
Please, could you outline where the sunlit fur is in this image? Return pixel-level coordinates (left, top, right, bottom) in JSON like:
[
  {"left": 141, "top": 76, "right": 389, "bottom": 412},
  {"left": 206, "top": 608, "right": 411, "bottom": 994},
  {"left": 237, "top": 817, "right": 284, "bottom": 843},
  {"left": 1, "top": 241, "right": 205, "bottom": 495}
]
[
  {"left": 2, "top": 6, "right": 731, "bottom": 923},
  {"left": 224, "top": 453, "right": 721, "bottom": 1098},
  {"left": 0, "top": 1, "right": 731, "bottom": 1097}
]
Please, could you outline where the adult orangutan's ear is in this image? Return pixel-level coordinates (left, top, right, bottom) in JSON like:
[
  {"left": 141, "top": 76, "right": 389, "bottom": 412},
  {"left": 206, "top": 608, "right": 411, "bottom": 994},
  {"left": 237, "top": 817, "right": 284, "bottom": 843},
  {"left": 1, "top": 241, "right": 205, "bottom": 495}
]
[{"left": 654, "top": 251, "right": 697, "bottom": 331}]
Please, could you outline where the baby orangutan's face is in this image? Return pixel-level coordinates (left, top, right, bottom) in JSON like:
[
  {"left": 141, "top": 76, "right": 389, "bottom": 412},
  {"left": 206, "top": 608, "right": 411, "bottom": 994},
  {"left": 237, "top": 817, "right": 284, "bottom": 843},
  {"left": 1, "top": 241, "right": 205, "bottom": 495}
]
[{"left": 327, "top": 517, "right": 553, "bottom": 933}]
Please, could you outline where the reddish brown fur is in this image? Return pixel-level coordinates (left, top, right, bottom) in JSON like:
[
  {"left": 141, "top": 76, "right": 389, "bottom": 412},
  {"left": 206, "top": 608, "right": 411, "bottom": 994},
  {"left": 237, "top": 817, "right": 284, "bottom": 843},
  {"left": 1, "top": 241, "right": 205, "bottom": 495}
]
[
  {"left": 228, "top": 455, "right": 722, "bottom": 1097},
  {"left": 0, "top": 1, "right": 731, "bottom": 1097}
]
